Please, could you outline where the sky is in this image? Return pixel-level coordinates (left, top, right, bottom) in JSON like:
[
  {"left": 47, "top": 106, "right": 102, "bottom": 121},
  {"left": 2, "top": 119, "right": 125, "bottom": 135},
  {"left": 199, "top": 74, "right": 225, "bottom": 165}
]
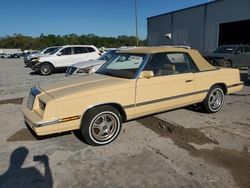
[{"left": 0, "top": 0, "right": 210, "bottom": 39}]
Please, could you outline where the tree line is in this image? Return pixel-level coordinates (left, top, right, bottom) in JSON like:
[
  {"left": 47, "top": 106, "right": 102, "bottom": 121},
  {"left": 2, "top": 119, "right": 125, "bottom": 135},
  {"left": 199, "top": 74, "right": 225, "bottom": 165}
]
[{"left": 0, "top": 34, "right": 146, "bottom": 50}]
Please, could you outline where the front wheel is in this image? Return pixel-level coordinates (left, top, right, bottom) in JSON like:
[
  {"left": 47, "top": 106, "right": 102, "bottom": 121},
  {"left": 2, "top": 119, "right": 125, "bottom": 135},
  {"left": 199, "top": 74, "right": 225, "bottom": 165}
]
[
  {"left": 219, "top": 60, "right": 232, "bottom": 67},
  {"left": 203, "top": 86, "right": 225, "bottom": 113},
  {"left": 81, "top": 105, "right": 122, "bottom": 146},
  {"left": 39, "top": 63, "right": 53, "bottom": 75}
]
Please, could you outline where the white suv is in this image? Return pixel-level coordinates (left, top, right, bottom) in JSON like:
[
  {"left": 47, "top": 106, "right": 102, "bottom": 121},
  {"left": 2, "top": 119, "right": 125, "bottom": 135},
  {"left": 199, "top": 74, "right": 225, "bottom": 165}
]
[
  {"left": 30, "top": 45, "right": 101, "bottom": 75},
  {"left": 24, "top": 46, "right": 61, "bottom": 66}
]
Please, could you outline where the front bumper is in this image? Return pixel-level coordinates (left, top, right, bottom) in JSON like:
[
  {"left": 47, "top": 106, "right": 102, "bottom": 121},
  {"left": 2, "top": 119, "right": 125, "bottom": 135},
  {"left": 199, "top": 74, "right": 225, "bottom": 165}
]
[
  {"left": 22, "top": 98, "right": 81, "bottom": 136},
  {"left": 24, "top": 60, "right": 31, "bottom": 66},
  {"left": 29, "top": 61, "right": 40, "bottom": 70},
  {"left": 21, "top": 101, "right": 60, "bottom": 136}
]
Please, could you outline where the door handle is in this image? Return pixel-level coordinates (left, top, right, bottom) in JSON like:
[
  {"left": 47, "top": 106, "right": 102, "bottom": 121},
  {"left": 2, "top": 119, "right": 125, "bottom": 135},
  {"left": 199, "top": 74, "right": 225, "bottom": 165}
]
[{"left": 186, "top": 80, "right": 193, "bottom": 83}]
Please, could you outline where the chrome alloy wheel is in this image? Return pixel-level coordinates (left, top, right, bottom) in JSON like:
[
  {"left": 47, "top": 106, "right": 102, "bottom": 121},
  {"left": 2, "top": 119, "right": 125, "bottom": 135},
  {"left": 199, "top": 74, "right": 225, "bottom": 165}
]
[
  {"left": 89, "top": 111, "right": 120, "bottom": 143},
  {"left": 41, "top": 65, "right": 51, "bottom": 74},
  {"left": 208, "top": 88, "right": 224, "bottom": 111}
]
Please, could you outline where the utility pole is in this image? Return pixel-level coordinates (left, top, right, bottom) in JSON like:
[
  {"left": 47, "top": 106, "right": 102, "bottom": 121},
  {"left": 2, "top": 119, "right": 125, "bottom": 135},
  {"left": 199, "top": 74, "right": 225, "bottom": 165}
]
[{"left": 135, "top": 0, "right": 139, "bottom": 46}]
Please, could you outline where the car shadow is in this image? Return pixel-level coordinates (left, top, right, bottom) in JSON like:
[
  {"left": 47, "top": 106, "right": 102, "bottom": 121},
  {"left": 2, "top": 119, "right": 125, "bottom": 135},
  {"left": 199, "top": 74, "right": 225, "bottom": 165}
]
[
  {"left": 72, "top": 130, "right": 88, "bottom": 144},
  {"left": 185, "top": 104, "right": 206, "bottom": 114},
  {"left": 24, "top": 122, "right": 71, "bottom": 140},
  {"left": 29, "top": 70, "right": 66, "bottom": 76},
  {"left": 29, "top": 68, "right": 67, "bottom": 76},
  {"left": 24, "top": 122, "right": 89, "bottom": 144},
  {"left": 29, "top": 71, "right": 40, "bottom": 75}
]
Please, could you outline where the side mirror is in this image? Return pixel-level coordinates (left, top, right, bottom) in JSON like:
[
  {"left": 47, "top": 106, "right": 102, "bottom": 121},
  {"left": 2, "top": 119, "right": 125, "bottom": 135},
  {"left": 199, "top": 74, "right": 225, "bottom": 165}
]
[
  {"left": 139, "top": 71, "right": 154, "bottom": 79},
  {"left": 57, "top": 52, "right": 62, "bottom": 56}
]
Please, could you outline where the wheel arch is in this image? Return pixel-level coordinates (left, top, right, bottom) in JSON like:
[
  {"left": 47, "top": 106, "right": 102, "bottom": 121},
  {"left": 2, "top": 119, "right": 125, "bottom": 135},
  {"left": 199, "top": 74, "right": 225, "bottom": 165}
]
[
  {"left": 210, "top": 83, "right": 228, "bottom": 94},
  {"left": 81, "top": 103, "right": 127, "bottom": 123}
]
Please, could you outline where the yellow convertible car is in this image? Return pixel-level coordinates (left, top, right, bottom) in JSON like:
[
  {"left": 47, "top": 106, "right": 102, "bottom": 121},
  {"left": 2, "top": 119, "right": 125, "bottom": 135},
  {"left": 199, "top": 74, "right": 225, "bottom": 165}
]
[{"left": 22, "top": 46, "right": 243, "bottom": 145}]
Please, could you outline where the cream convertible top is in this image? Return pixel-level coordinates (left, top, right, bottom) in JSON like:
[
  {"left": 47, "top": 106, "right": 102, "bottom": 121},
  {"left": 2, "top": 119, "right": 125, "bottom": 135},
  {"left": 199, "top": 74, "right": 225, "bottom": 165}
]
[{"left": 117, "top": 46, "right": 216, "bottom": 72}]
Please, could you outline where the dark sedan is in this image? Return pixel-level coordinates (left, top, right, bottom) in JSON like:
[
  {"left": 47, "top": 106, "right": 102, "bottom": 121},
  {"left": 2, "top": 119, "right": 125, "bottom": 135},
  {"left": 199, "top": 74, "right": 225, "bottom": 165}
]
[{"left": 204, "top": 45, "right": 250, "bottom": 68}]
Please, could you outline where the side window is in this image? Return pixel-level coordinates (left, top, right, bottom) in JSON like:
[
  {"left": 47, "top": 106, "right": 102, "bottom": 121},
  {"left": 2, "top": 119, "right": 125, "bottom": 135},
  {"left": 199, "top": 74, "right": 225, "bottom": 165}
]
[
  {"left": 235, "top": 47, "right": 243, "bottom": 54},
  {"left": 86, "top": 47, "right": 96, "bottom": 53},
  {"left": 44, "top": 48, "right": 57, "bottom": 54},
  {"left": 244, "top": 46, "right": 250, "bottom": 53},
  {"left": 74, "top": 47, "right": 87, "bottom": 54},
  {"left": 144, "top": 52, "right": 195, "bottom": 77},
  {"left": 185, "top": 54, "right": 198, "bottom": 72},
  {"left": 60, "top": 47, "right": 72, "bottom": 55},
  {"left": 143, "top": 53, "right": 170, "bottom": 76}
]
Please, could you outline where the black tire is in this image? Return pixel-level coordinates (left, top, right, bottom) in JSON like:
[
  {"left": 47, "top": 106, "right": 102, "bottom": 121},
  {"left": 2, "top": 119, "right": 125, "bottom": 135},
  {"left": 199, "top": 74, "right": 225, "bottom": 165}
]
[
  {"left": 203, "top": 85, "right": 225, "bottom": 113},
  {"left": 219, "top": 60, "right": 232, "bottom": 67},
  {"left": 39, "top": 63, "right": 53, "bottom": 75},
  {"left": 81, "top": 105, "right": 122, "bottom": 146}
]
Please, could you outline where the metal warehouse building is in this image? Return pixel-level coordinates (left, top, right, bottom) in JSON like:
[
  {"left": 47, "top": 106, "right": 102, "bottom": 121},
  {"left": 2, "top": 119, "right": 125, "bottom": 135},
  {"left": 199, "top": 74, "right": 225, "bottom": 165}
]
[{"left": 147, "top": 0, "right": 250, "bottom": 52}]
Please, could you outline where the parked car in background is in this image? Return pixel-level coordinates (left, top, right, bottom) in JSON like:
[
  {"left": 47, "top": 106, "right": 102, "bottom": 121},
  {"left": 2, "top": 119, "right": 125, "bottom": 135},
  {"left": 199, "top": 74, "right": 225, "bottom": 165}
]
[
  {"left": 9, "top": 53, "right": 23, "bottom": 58},
  {"left": 29, "top": 45, "right": 101, "bottom": 75},
  {"left": 0, "top": 53, "right": 8, "bottom": 58},
  {"left": 22, "top": 46, "right": 243, "bottom": 146},
  {"left": 65, "top": 49, "right": 116, "bottom": 76},
  {"left": 24, "top": 46, "right": 61, "bottom": 66},
  {"left": 204, "top": 45, "right": 250, "bottom": 67}
]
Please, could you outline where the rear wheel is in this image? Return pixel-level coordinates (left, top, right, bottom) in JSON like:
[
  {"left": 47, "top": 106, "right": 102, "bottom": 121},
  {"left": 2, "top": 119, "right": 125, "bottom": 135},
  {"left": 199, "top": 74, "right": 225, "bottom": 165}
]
[
  {"left": 203, "top": 85, "right": 225, "bottom": 113},
  {"left": 39, "top": 63, "right": 53, "bottom": 75},
  {"left": 81, "top": 105, "right": 122, "bottom": 146},
  {"left": 219, "top": 60, "right": 232, "bottom": 67}
]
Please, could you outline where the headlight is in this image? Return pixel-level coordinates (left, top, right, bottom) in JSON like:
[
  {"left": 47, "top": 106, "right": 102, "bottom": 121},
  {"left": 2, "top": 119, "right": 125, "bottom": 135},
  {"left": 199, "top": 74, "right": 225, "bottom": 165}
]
[
  {"left": 76, "top": 66, "right": 95, "bottom": 74},
  {"left": 39, "top": 99, "right": 46, "bottom": 111},
  {"left": 31, "top": 57, "right": 40, "bottom": 62}
]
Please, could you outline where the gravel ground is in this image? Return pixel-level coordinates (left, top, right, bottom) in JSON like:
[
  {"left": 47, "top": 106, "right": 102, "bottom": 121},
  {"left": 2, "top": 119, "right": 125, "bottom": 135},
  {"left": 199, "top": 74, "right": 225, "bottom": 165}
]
[{"left": 0, "top": 58, "right": 250, "bottom": 188}]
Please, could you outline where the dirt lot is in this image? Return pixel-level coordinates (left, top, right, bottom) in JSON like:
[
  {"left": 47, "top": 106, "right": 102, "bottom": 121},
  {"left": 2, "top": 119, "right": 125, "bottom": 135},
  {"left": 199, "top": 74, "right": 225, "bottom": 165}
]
[{"left": 0, "top": 58, "right": 250, "bottom": 188}]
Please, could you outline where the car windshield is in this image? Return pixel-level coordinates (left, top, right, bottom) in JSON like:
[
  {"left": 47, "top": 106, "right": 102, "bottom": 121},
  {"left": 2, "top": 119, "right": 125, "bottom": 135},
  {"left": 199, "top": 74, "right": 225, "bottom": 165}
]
[
  {"left": 43, "top": 47, "right": 58, "bottom": 54},
  {"left": 98, "top": 50, "right": 116, "bottom": 61},
  {"left": 49, "top": 47, "right": 62, "bottom": 55},
  {"left": 213, "top": 46, "right": 237, "bottom": 54},
  {"left": 96, "top": 53, "right": 146, "bottom": 79}
]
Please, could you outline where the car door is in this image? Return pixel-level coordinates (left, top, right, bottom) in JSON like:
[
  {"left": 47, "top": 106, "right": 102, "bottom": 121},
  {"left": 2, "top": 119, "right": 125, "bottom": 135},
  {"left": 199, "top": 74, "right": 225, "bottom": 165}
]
[
  {"left": 53, "top": 47, "right": 73, "bottom": 67},
  {"left": 232, "top": 46, "right": 250, "bottom": 67},
  {"left": 135, "top": 52, "right": 196, "bottom": 117}
]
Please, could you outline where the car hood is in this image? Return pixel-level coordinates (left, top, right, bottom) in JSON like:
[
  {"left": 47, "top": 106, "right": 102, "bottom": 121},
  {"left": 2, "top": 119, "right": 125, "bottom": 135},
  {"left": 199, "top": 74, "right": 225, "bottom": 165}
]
[
  {"left": 38, "top": 73, "right": 133, "bottom": 100},
  {"left": 71, "top": 59, "right": 106, "bottom": 68},
  {"left": 29, "top": 53, "right": 41, "bottom": 58},
  {"left": 29, "top": 53, "right": 51, "bottom": 59}
]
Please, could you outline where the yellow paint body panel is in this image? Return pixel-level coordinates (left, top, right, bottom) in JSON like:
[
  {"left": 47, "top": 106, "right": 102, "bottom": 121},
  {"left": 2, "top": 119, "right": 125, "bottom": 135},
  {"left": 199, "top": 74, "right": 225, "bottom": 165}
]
[{"left": 21, "top": 47, "right": 243, "bottom": 136}]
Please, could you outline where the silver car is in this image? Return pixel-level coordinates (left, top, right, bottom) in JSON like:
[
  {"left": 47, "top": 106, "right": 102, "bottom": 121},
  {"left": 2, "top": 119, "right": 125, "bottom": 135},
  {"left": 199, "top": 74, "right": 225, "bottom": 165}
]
[{"left": 65, "top": 50, "right": 116, "bottom": 76}]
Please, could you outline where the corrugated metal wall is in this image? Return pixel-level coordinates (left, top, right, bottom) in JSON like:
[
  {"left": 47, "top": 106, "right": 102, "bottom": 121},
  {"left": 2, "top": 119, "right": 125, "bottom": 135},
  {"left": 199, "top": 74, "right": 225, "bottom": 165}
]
[{"left": 147, "top": 0, "right": 250, "bottom": 52}]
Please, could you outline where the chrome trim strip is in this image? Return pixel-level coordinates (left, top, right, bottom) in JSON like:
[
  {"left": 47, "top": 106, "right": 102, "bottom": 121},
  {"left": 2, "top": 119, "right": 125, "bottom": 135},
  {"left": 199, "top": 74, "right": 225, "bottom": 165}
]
[
  {"left": 227, "top": 82, "right": 244, "bottom": 88},
  {"left": 35, "top": 119, "right": 59, "bottom": 127},
  {"left": 24, "top": 114, "right": 81, "bottom": 128},
  {"left": 123, "top": 89, "right": 209, "bottom": 109},
  {"left": 123, "top": 104, "right": 135, "bottom": 109},
  {"left": 24, "top": 115, "right": 59, "bottom": 128}
]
